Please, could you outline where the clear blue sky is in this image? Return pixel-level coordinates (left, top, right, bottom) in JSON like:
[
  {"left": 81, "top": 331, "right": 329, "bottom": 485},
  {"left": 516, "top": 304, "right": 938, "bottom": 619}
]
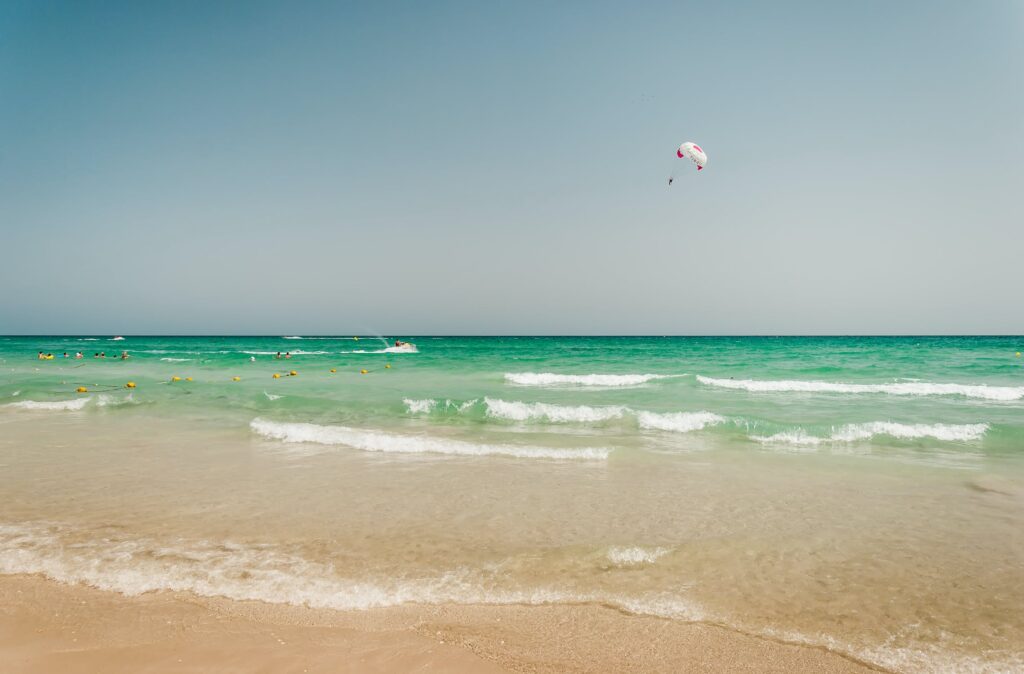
[{"left": 1, "top": 1, "right": 1021, "bottom": 334}]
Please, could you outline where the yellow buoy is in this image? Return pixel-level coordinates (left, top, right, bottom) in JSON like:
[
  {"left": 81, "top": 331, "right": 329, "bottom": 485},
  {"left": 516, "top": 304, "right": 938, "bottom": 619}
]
[
  {"left": 329, "top": 368, "right": 336, "bottom": 373},
  {"left": 385, "top": 364, "right": 391, "bottom": 369},
  {"left": 125, "top": 382, "right": 136, "bottom": 389},
  {"left": 76, "top": 386, "right": 88, "bottom": 393},
  {"left": 171, "top": 376, "right": 181, "bottom": 382},
  {"left": 289, "top": 370, "right": 297, "bottom": 376},
  {"left": 185, "top": 377, "right": 193, "bottom": 382},
  {"left": 272, "top": 373, "right": 281, "bottom": 379},
  {"left": 1017, "top": 352, "right": 1021, "bottom": 357},
  {"left": 360, "top": 369, "right": 368, "bottom": 374},
  {"left": 232, "top": 376, "right": 241, "bottom": 381}
]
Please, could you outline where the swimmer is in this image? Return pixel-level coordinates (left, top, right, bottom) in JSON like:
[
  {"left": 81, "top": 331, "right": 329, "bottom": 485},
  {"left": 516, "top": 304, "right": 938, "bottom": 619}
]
[
  {"left": 285, "top": 352, "right": 291, "bottom": 359},
  {"left": 275, "top": 352, "right": 282, "bottom": 359},
  {"left": 63, "top": 352, "right": 69, "bottom": 358},
  {"left": 37, "top": 352, "right": 44, "bottom": 360},
  {"left": 250, "top": 356, "right": 256, "bottom": 362},
  {"left": 75, "top": 352, "right": 83, "bottom": 359},
  {"left": 120, "top": 351, "right": 129, "bottom": 360},
  {"left": 94, "top": 353, "right": 100, "bottom": 358}
]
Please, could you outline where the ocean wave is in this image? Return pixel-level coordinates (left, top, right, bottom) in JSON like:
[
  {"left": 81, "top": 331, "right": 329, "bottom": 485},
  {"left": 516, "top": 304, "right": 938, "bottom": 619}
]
[
  {"left": 505, "top": 373, "right": 675, "bottom": 388},
  {"left": 636, "top": 411, "right": 725, "bottom": 433},
  {"left": 250, "top": 419, "right": 611, "bottom": 460},
  {"left": 752, "top": 422, "right": 989, "bottom": 446},
  {"left": 606, "top": 546, "right": 670, "bottom": 566},
  {"left": 403, "top": 398, "right": 436, "bottom": 414},
  {"left": 697, "top": 376, "right": 1024, "bottom": 401},
  {"left": 2, "top": 398, "right": 90, "bottom": 411},
  {"left": 484, "top": 398, "right": 628, "bottom": 423},
  {"left": 95, "top": 393, "right": 136, "bottom": 408},
  {"left": 264, "top": 391, "right": 283, "bottom": 401},
  {"left": 0, "top": 522, "right": 705, "bottom": 621},
  {"left": 160, "top": 357, "right": 192, "bottom": 362}
]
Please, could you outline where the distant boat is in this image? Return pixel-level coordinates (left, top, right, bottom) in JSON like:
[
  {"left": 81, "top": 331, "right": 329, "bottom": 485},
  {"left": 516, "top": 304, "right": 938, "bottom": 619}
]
[{"left": 111, "top": 336, "right": 125, "bottom": 341}]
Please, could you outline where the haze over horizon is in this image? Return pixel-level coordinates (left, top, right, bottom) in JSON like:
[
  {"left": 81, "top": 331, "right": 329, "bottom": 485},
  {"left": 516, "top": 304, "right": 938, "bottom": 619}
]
[{"left": 2, "top": 1, "right": 1022, "bottom": 335}]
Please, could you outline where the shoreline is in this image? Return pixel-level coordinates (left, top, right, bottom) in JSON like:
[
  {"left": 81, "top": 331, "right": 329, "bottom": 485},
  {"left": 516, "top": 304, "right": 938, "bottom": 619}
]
[{"left": 1, "top": 574, "right": 883, "bottom": 673}]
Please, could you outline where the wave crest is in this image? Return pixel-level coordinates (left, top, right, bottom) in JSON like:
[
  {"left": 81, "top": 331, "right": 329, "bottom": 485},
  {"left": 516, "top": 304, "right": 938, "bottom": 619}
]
[
  {"left": 3, "top": 398, "right": 90, "bottom": 411},
  {"left": 697, "top": 376, "right": 1024, "bottom": 401},
  {"left": 250, "top": 419, "right": 610, "bottom": 460},
  {"left": 505, "top": 373, "right": 673, "bottom": 388},
  {"left": 636, "top": 411, "right": 725, "bottom": 433},
  {"left": 484, "top": 398, "right": 627, "bottom": 423},
  {"left": 753, "top": 422, "right": 989, "bottom": 446}
]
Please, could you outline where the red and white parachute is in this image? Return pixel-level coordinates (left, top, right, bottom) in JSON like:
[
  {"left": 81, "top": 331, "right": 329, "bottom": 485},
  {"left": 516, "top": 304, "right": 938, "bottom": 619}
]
[
  {"left": 676, "top": 142, "right": 707, "bottom": 171},
  {"left": 668, "top": 141, "right": 707, "bottom": 186}
]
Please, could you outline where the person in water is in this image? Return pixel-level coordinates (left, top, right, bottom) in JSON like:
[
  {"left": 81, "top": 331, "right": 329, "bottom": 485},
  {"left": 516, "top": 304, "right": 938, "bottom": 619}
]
[
  {"left": 275, "top": 352, "right": 282, "bottom": 359},
  {"left": 37, "top": 352, "right": 44, "bottom": 360},
  {"left": 284, "top": 352, "right": 291, "bottom": 359},
  {"left": 120, "top": 351, "right": 129, "bottom": 360},
  {"left": 63, "top": 352, "right": 69, "bottom": 358},
  {"left": 75, "top": 352, "right": 83, "bottom": 359}
]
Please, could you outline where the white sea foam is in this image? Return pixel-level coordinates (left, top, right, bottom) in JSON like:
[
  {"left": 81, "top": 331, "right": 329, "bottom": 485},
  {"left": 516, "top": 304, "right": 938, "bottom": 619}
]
[
  {"left": 160, "top": 357, "right": 191, "bottom": 362},
  {"left": 3, "top": 398, "right": 90, "bottom": 411},
  {"left": 697, "top": 376, "right": 1024, "bottom": 401},
  {"left": 752, "top": 422, "right": 989, "bottom": 446},
  {"left": 484, "top": 398, "right": 628, "bottom": 423},
  {"left": 95, "top": 393, "right": 135, "bottom": 408},
  {"left": 606, "top": 546, "right": 670, "bottom": 566},
  {"left": 264, "top": 391, "right": 283, "bottom": 401},
  {"left": 0, "top": 522, "right": 705, "bottom": 621},
  {"left": 10, "top": 391, "right": 20, "bottom": 397},
  {"left": 250, "top": 419, "right": 611, "bottom": 460},
  {"left": 750, "top": 430, "right": 824, "bottom": 447},
  {"left": 636, "top": 411, "right": 725, "bottom": 433},
  {"left": 505, "top": 372, "right": 674, "bottom": 388},
  {"left": 403, "top": 398, "right": 437, "bottom": 414}
]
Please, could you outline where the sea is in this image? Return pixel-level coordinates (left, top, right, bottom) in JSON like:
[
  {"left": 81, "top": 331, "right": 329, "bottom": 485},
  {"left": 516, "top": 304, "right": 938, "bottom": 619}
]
[{"left": 1, "top": 335, "right": 1022, "bottom": 672}]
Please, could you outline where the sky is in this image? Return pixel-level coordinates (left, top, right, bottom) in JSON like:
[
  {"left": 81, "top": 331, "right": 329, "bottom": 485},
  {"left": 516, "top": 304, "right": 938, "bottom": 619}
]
[{"left": 1, "top": 0, "right": 1022, "bottom": 335}]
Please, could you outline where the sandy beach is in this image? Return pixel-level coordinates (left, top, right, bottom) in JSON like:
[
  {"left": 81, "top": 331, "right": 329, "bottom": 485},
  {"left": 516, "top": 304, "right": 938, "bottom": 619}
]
[{"left": 1, "top": 574, "right": 881, "bottom": 673}]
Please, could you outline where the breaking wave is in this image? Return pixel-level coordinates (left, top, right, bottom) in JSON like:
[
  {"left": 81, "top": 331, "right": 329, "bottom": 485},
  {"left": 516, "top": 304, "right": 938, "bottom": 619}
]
[
  {"left": 405, "top": 398, "right": 724, "bottom": 434},
  {"left": 2, "top": 398, "right": 90, "bottom": 411},
  {"left": 0, "top": 522, "right": 706, "bottom": 620},
  {"left": 250, "top": 419, "right": 611, "bottom": 460},
  {"left": 697, "top": 376, "right": 1024, "bottom": 401},
  {"left": 505, "top": 373, "right": 675, "bottom": 388},
  {"left": 636, "top": 411, "right": 725, "bottom": 433},
  {"left": 403, "top": 398, "right": 437, "bottom": 414},
  {"left": 484, "top": 398, "right": 628, "bottom": 423},
  {"left": 752, "top": 422, "right": 989, "bottom": 446}
]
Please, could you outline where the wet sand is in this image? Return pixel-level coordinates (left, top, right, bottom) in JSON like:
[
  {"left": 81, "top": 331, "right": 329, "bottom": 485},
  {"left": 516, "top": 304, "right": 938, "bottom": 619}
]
[{"left": 1, "top": 575, "right": 881, "bottom": 673}]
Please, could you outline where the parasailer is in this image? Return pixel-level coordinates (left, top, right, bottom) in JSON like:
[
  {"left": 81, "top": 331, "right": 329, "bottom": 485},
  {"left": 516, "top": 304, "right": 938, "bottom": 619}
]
[{"left": 669, "top": 141, "right": 707, "bottom": 185}]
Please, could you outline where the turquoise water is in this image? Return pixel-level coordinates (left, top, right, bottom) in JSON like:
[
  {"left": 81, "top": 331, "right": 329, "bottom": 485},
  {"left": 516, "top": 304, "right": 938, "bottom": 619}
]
[
  {"left": 4, "top": 335, "right": 1024, "bottom": 455},
  {"left": 2, "top": 336, "right": 1023, "bottom": 672}
]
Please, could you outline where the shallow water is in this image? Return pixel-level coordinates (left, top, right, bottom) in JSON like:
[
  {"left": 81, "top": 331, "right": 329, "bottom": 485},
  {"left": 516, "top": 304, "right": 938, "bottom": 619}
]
[{"left": 1, "top": 336, "right": 1023, "bottom": 672}]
